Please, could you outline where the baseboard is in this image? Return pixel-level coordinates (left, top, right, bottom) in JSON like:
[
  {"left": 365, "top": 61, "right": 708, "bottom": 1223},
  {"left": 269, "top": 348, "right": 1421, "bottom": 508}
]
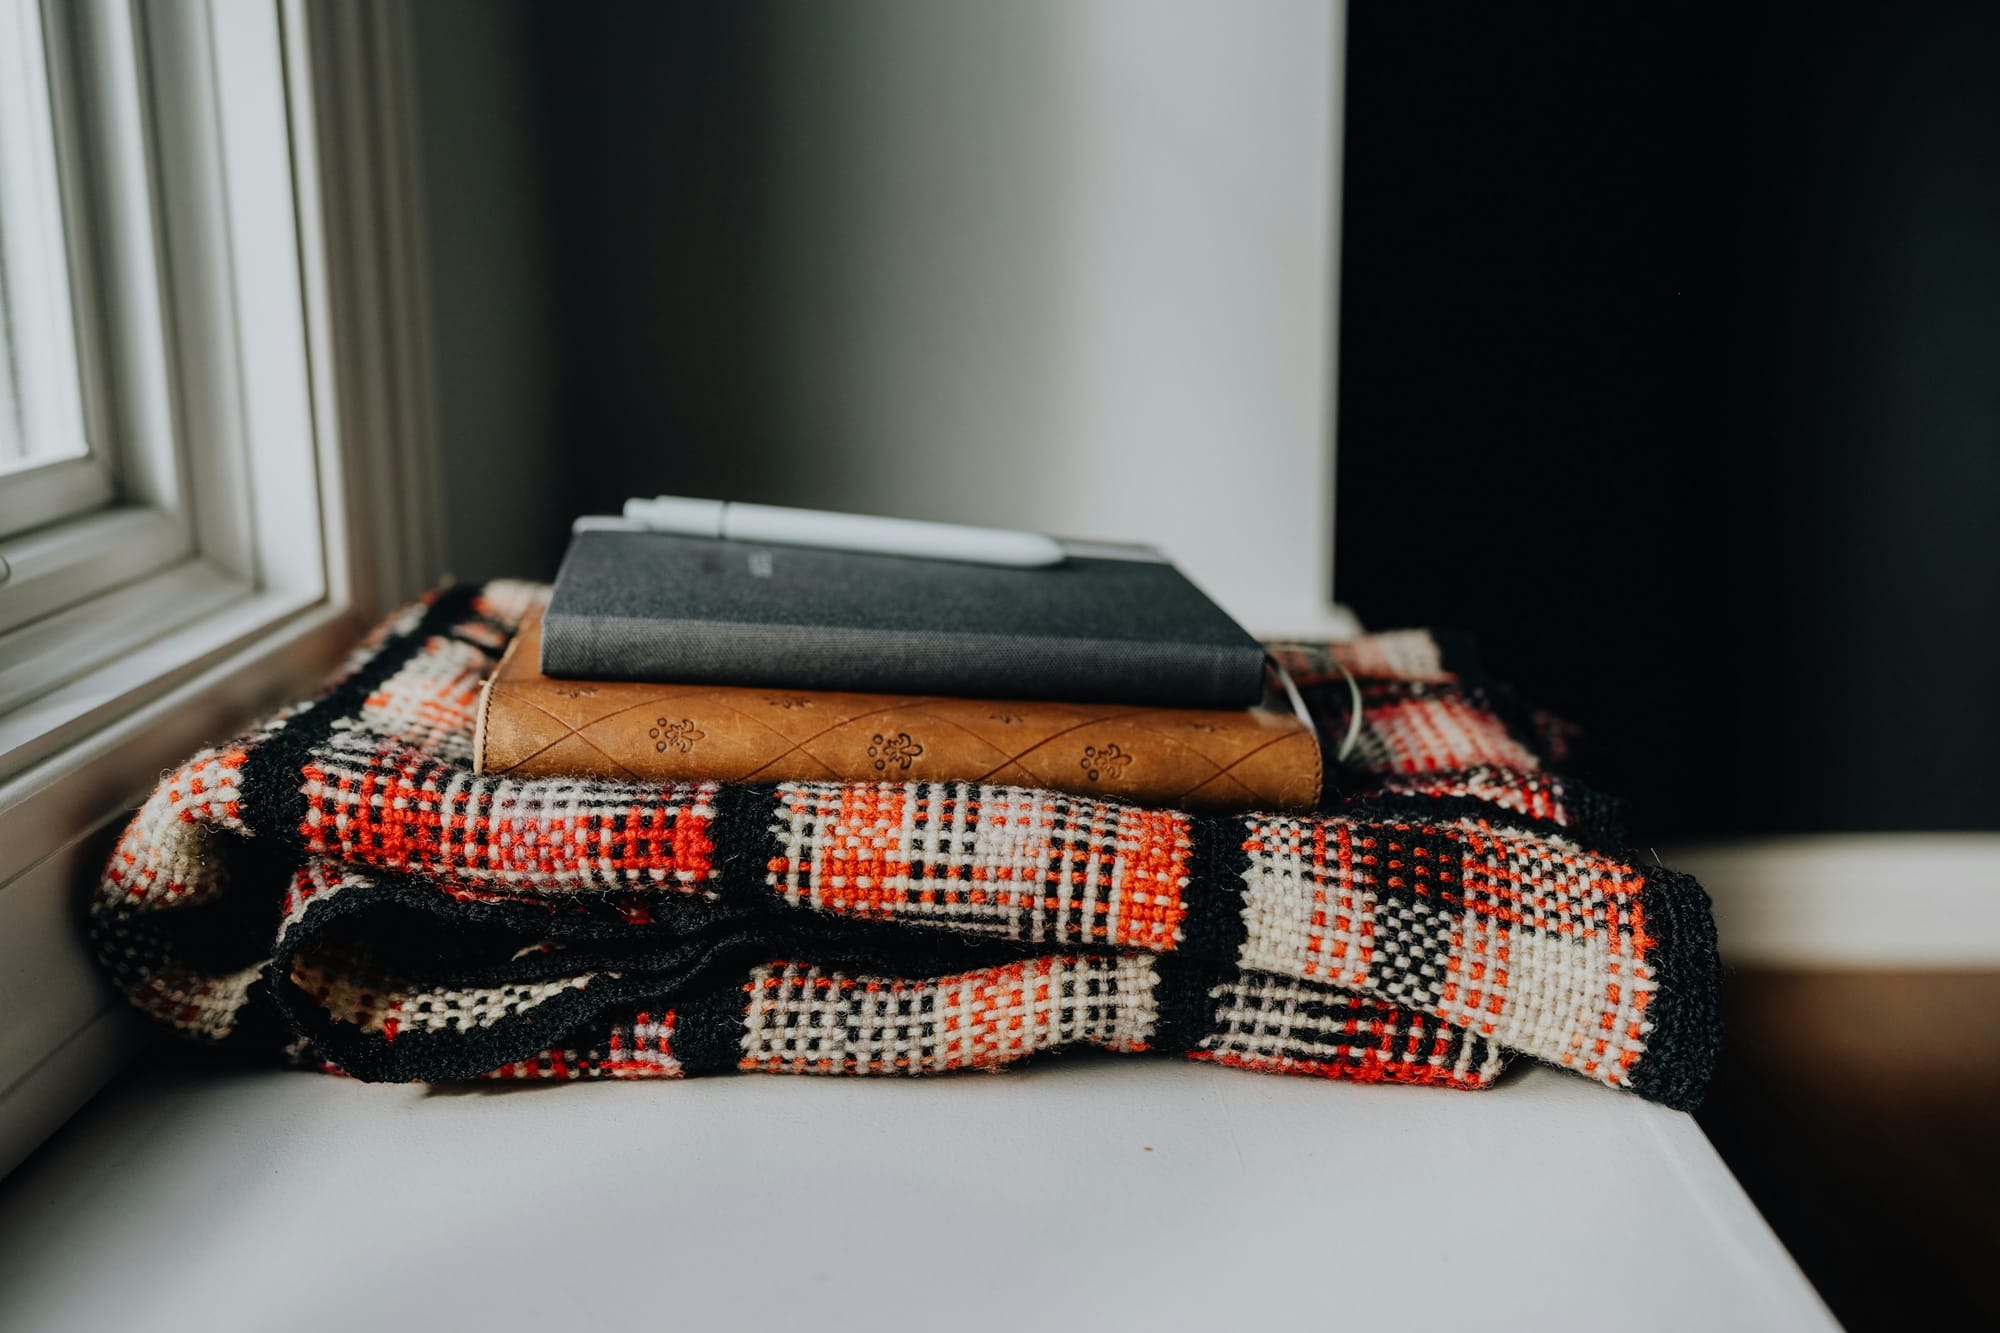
[{"left": 1667, "top": 834, "right": 2000, "bottom": 969}]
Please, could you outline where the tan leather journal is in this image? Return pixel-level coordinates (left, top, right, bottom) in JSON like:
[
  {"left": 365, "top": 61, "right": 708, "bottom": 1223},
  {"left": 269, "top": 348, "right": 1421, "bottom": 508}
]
[{"left": 476, "top": 609, "right": 1321, "bottom": 813}]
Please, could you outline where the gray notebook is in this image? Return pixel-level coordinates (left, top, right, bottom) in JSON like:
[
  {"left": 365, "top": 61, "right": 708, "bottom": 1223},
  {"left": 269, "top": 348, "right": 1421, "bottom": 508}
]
[{"left": 541, "top": 529, "right": 1267, "bottom": 708}]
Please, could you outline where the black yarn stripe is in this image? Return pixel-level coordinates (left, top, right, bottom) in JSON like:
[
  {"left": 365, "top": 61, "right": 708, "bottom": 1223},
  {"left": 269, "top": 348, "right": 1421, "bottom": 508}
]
[
  {"left": 684, "top": 781, "right": 789, "bottom": 1075},
  {"left": 707, "top": 780, "right": 779, "bottom": 892},
  {"left": 1152, "top": 815, "right": 1252, "bottom": 1054},
  {"left": 1149, "top": 959, "right": 1218, "bottom": 1057},
  {"left": 1625, "top": 865, "right": 1722, "bottom": 1112},
  {"left": 673, "top": 982, "right": 751, "bottom": 1074},
  {"left": 236, "top": 585, "right": 487, "bottom": 844},
  {"left": 1179, "top": 814, "right": 1252, "bottom": 963}
]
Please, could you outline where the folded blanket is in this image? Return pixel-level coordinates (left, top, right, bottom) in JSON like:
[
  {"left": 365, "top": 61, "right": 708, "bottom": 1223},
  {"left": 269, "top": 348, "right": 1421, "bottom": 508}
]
[{"left": 90, "top": 583, "right": 1720, "bottom": 1109}]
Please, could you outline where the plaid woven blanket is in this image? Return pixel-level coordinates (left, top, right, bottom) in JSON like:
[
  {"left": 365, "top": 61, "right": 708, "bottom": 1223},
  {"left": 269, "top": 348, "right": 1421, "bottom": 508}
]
[{"left": 91, "top": 583, "right": 1719, "bottom": 1108}]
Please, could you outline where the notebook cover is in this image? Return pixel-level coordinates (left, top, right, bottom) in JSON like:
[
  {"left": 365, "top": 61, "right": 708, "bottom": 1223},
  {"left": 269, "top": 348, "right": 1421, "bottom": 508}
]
[
  {"left": 483, "top": 607, "right": 1320, "bottom": 813},
  {"left": 540, "top": 529, "right": 1268, "bottom": 708}
]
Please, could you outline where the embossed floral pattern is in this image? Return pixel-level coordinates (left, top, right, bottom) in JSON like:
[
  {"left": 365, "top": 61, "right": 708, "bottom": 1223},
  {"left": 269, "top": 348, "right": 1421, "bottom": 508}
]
[
  {"left": 1079, "top": 743, "right": 1134, "bottom": 783},
  {"left": 868, "top": 731, "right": 924, "bottom": 771},
  {"left": 649, "top": 717, "right": 706, "bottom": 754}
]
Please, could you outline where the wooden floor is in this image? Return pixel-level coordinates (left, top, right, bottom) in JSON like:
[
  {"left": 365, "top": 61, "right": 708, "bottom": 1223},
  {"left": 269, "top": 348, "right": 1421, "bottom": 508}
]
[{"left": 1696, "top": 970, "right": 2000, "bottom": 1330}]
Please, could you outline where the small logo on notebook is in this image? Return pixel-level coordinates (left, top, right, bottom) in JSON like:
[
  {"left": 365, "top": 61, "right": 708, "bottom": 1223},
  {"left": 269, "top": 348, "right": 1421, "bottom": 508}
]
[
  {"left": 868, "top": 732, "right": 924, "bottom": 772},
  {"left": 650, "top": 717, "right": 706, "bottom": 753},
  {"left": 1079, "top": 744, "right": 1133, "bottom": 783}
]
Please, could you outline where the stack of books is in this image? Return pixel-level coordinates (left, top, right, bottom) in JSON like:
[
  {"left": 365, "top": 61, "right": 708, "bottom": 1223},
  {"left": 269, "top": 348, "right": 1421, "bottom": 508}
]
[
  {"left": 96, "top": 493, "right": 1725, "bottom": 1107},
  {"left": 474, "top": 505, "right": 1325, "bottom": 813}
]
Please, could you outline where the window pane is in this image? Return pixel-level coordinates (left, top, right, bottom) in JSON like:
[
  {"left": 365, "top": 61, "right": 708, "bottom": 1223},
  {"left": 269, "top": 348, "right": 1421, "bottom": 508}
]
[
  {"left": 0, "top": 0, "right": 89, "bottom": 477},
  {"left": 0, "top": 227, "right": 21, "bottom": 465}
]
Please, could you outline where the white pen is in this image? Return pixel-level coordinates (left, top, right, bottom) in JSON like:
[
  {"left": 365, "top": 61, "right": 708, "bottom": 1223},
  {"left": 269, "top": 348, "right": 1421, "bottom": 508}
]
[{"left": 616, "top": 495, "right": 1067, "bottom": 568}]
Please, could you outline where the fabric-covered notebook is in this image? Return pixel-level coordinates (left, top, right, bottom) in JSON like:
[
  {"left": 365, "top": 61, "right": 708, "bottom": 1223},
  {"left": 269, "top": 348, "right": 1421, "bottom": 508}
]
[
  {"left": 540, "top": 529, "right": 1268, "bottom": 708},
  {"left": 480, "top": 608, "right": 1320, "bottom": 812}
]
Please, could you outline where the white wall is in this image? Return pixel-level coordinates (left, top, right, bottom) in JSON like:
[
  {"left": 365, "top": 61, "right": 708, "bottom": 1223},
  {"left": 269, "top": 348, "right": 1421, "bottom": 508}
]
[
  {"left": 756, "top": 0, "right": 1346, "bottom": 636},
  {"left": 413, "top": 1, "right": 1346, "bottom": 634}
]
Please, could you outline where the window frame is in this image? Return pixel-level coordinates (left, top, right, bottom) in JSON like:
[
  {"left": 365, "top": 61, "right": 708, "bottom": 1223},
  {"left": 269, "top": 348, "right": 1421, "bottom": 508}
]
[
  {"left": 0, "top": 0, "right": 442, "bottom": 1175},
  {"left": 0, "top": 0, "right": 322, "bottom": 737},
  {"left": 0, "top": 0, "right": 110, "bottom": 533}
]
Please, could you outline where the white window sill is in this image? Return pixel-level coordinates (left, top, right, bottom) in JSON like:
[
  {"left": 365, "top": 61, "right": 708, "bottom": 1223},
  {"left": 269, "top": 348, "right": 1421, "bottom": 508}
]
[
  {"left": 0, "top": 595, "right": 361, "bottom": 1172},
  {"left": 0, "top": 564, "right": 308, "bottom": 780},
  {"left": 0, "top": 1061, "right": 1832, "bottom": 1332}
]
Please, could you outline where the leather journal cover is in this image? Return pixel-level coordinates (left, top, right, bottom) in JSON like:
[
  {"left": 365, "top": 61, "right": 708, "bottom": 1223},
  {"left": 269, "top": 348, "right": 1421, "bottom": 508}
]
[
  {"left": 539, "top": 529, "right": 1268, "bottom": 708},
  {"left": 478, "top": 608, "right": 1321, "bottom": 813}
]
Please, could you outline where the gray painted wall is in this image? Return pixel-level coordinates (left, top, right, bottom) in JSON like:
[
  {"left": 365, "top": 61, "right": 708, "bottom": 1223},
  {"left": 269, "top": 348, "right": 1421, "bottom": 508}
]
[
  {"left": 409, "top": 0, "right": 564, "bottom": 585},
  {"left": 412, "top": 1, "right": 1344, "bottom": 634}
]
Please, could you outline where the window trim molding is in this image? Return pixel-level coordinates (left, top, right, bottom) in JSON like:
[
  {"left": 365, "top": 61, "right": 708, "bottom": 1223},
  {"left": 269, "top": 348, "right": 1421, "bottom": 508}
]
[
  {"left": 0, "top": 0, "right": 442, "bottom": 1176},
  {"left": 0, "top": 0, "right": 188, "bottom": 581},
  {"left": 0, "top": 0, "right": 96, "bottom": 507},
  {"left": 0, "top": 0, "right": 234, "bottom": 679},
  {"left": 289, "top": 0, "right": 446, "bottom": 615}
]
